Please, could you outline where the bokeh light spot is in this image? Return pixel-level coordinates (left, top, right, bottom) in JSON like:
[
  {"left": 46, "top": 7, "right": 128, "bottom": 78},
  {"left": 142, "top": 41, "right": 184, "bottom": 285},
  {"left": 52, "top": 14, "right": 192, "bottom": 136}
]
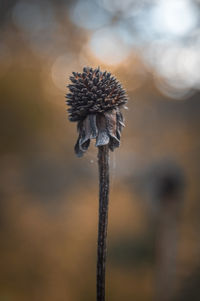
[
  {"left": 51, "top": 54, "right": 80, "bottom": 91},
  {"left": 12, "top": 1, "right": 56, "bottom": 34},
  {"left": 69, "top": 0, "right": 110, "bottom": 30},
  {"left": 12, "top": 1, "right": 61, "bottom": 58},
  {"left": 89, "top": 27, "right": 131, "bottom": 65},
  {"left": 151, "top": 0, "right": 197, "bottom": 37}
]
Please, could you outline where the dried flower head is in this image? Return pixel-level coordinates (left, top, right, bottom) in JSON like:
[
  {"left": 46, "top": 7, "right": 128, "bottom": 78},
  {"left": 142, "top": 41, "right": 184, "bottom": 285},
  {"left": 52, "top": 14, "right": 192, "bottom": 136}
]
[{"left": 66, "top": 67, "right": 128, "bottom": 157}]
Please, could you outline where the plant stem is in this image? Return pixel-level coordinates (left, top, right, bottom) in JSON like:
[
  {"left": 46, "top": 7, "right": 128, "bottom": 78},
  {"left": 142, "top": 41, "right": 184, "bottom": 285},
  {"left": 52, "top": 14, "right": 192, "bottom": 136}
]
[{"left": 97, "top": 145, "right": 110, "bottom": 301}]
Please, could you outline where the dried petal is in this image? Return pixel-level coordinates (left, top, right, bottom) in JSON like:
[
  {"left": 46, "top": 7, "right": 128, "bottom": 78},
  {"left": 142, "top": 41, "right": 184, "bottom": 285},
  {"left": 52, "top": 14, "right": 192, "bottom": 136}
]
[
  {"left": 105, "top": 110, "right": 117, "bottom": 139},
  {"left": 96, "top": 114, "right": 110, "bottom": 147},
  {"left": 88, "top": 114, "right": 98, "bottom": 138},
  {"left": 74, "top": 135, "right": 84, "bottom": 157},
  {"left": 109, "top": 137, "right": 120, "bottom": 151}
]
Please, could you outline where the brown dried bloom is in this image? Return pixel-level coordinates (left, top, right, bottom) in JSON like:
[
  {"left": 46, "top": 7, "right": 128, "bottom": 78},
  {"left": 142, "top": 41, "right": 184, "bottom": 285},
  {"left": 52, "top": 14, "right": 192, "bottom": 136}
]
[{"left": 66, "top": 67, "right": 128, "bottom": 157}]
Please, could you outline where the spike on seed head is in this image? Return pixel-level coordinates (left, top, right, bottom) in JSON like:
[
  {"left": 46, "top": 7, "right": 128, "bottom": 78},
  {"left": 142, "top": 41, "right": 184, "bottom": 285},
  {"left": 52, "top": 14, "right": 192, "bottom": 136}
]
[{"left": 66, "top": 66, "right": 128, "bottom": 156}]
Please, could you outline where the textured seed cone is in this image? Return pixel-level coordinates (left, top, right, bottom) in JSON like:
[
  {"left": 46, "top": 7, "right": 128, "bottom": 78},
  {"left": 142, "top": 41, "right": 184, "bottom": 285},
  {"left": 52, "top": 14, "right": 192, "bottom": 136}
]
[{"left": 66, "top": 67, "right": 128, "bottom": 157}]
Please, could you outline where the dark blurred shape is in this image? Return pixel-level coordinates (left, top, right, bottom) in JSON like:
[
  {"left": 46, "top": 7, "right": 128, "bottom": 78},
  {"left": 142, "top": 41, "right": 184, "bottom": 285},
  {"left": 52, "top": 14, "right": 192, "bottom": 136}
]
[
  {"left": 157, "top": 172, "right": 182, "bottom": 201},
  {"left": 144, "top": 160, "right": 185, "bottom": 301},
  {"left": 175, "top": 267, "right": 200, "bottom": 301},
  {"left": 0, "top": 0, "right": 17, "bottom": 25},
  {"left": 146, "top": 160, "right": 185, "bottom": 204}
]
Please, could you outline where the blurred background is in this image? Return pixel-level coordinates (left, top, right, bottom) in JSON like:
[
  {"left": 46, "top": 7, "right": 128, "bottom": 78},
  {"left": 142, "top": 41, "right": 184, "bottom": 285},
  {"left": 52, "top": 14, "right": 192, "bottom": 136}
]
[{"left": 0, "top": 0, "right": 200, "bottom": 300}]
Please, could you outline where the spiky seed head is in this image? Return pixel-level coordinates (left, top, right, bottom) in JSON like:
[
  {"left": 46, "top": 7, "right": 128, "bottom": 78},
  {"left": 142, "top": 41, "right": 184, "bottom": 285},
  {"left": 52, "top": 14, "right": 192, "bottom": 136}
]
[
  {"left": 66, "top": 66, "right": 127, "bottom": 122},
  {"left": 66, "top": 66, "right": 128, "bottom": 157}
]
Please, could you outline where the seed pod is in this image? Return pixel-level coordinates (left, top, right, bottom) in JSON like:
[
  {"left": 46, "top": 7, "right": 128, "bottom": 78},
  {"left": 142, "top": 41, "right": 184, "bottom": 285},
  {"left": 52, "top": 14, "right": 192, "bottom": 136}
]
[{"left": 66, "top": 66, "right": 128, "bottom": 156}]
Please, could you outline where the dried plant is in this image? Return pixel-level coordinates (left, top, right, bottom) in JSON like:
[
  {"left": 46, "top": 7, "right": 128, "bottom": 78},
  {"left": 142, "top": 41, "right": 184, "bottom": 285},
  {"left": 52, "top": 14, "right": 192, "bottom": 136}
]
[
  {"left": 66, "top": 66, "right": 127, "bottom": 156},
  {"left": 66, "top": 66, "right": 127, "bottom": 301}
]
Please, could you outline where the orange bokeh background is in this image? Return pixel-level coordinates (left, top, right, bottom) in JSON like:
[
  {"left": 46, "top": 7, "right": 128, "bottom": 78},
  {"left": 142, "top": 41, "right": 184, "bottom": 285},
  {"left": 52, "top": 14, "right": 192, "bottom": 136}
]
[{"left": 0, "top": 1, "right": 200, "bottom": 300}]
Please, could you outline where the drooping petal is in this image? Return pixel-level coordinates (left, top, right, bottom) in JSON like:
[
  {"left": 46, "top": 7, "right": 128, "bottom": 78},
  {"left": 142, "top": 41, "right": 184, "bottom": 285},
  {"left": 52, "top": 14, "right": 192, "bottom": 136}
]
[
  {"left": 79, "top": 115, "right": 90, "bottom": 146},
  {"left": 89, "top": 114, "right": 98, "bottom": 138},
  {"left": 80, "top": 139, "right": 90, "bottom": 152},
  {"left": 104, "top": 109, "right": 120, "bottom": 151},
  {"left": 74, "top": 114, "right": 98, "bottom": 156},
  {"left": 74, "top": 134, "right": 84, "bottom": 157},
  {"left": 109, "top": 137, "right": 120, "bottom": 151},
  {"left": 104, "top": 110, "right": 117, "bottom": 138},
  {"left": 96, "top": 114, "right": 110, "bottom": 147},
  {"left": 79, "top": 114, "right": 97, "bottom": 145},
  {"left": 116, "top": 109, "right": 125, "bottom": 139},
  {"left": 117, "top": 109, "right": 125, "bottom": 126}
]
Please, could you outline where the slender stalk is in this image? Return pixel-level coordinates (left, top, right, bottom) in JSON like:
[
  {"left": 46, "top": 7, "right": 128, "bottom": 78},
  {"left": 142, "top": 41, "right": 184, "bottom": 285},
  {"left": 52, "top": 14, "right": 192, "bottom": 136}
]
[{"left": 97, "top": 145, "right": 110, "bottom": 301}]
